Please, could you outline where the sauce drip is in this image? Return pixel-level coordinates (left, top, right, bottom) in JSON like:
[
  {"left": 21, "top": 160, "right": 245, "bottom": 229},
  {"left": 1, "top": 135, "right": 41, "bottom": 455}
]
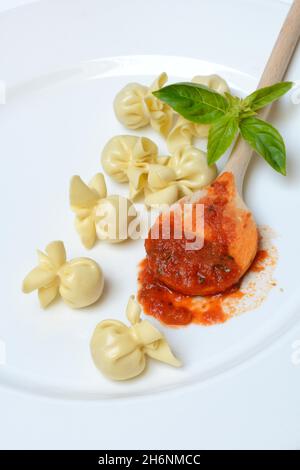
[
  {"left": 138, "top": 250, "right": 268, "bottom": 327},
  {"left": 250, "top": 249, "right": 268, "bottom": 272},
  {"left": 138, "top": 259, "right": 235, "bottom": 326}
]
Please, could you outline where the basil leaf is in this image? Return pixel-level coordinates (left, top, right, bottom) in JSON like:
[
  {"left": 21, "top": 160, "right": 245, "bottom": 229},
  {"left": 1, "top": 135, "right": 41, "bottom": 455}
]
[
  {"left": 207, "top": 115, "right": 239, "bottom": 165},
  {"left": 243, "top": 81, "right": 293, "bottom": 111},
  {"left": 239, "top": 117, "right": 286, "bottom": 175},
  {"left": 153, "top": 83, "right": 229, "bottom": 124}
]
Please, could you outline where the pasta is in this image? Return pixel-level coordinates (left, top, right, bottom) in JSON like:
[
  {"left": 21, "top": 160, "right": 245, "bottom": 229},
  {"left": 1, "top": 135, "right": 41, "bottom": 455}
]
[
  {"left": 192, "top": 73, "right": 230, "bottom": 95},
  {"left": 70, "top": 173, "right": 136, "bottom": 247},
  {"left": 114, "top": 83, "right": 149, "bottom": 129},
  {"left": 144, "top": 72, "right": 174, "bottom": 137},
  {"left": 166, "top": 116, "right": 195, "bottom": 155},
  {"left": 70, "top": 173, "right": 107, "bottom": 249},
  {"left": 167, "top": 74, "right": 230, "bottom": 154},
  {"left": 104, "top": 75, "right": 224, "bottom": 206},
  {"left": 90, "top": 295, "right": 181, "bottom": 381},
  {"left": 144, "top": 184, "right": 179, "bottom": 207},
  {"left": 22, "top": 241, "right": 104, "bottom": 309},
  {"left": 144, "top": 163, "right": 178, "bottom": 206},
  {"left": 144, "top": 146, "right": 217, "bottom": 206},
  {"left": 114, "top": 73, "right": 173, "bottom": 136},
  {"left": 168, "top": 145, "right": 217, "bottom": 194},
  {"left": 101, "top": 135, "right": 158, "bottom": 187},
  {"left": 126, "top": 165, "right": 148, "bottom": 200},
  {"left": 95, "top": 195, "right": 137, "bottom": 243}
]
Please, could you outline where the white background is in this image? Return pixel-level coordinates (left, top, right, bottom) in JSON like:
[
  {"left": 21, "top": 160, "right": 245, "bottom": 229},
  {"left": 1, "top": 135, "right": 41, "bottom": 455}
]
[{"left": 0, "top": 0, "right": 299, "bottom": 450}]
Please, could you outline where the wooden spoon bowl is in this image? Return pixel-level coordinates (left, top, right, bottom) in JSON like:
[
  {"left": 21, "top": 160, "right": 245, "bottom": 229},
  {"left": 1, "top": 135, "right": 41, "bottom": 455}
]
[
  {"left": 145, "top": 171, "right": 258, "bottom": 296},
  {"left": 145, "top": 0, "right": 300, "bottom": 296}
]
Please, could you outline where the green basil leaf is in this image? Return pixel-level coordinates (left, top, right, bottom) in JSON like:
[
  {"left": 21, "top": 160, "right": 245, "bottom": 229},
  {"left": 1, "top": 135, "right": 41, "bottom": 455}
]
[
  {"left": 153, "top": 83, "right": 229, "bottom": 124},
  {"left": 207, "top": 115, "right": 239, "bottom": 165},
  {"left": 243, "top": 81, "right": 293, "bottom": 111},
  {"left": 239, "top": 117, "right": 286, "bottom": 175}
]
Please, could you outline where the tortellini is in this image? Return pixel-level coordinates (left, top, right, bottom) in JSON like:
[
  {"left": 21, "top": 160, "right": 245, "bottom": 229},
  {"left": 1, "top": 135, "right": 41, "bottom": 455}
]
[
  {"left": 144, "top": 146, "right": 217, "bottom": 206},
  {"left": 101, "top": 135, "right": 158, "bottom": 196},
  {"left": 114, "top": 73, "right": 173, "bottom": 137},
  {"left": 70, "top": 172, "right": 136, "bottom": 248},
  {"left": 114, "top": 83, "right": 149, "bottom": 129},
  {"left": 192, "top": 74, "right": 230, "bottom": 95},
  {"left": 144, "top": 72, "right": 174, "bottom": 136},
  {"left": 90, "top": 295, "right": 181, "bottom": 381},
  {"left": 22, "top": 241, "right": 104, "bottom": 309},
  {"left": 166, "top": 116, "right": 199, "bottom": 156},
  {"left": 103, "top": 73, "right": 227, "bottom": 206},
  {"left": 167, "top": 74, "right": 230, "bottom": 154},
  {"left": 101, "top": 136, "right": 216, "bottom": 205},
  {"left": 168, "top": 145, "right": 217, "bottom": 192}
]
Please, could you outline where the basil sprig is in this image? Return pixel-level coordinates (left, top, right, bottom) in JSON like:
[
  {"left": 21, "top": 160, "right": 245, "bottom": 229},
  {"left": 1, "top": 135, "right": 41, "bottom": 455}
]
[{"left": 153, "top": 81, "right": 293, "bottom": 175}]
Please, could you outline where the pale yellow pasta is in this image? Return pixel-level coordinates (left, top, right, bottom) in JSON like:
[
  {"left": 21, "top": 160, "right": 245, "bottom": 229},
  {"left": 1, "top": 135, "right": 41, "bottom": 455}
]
[
  {"left": 127, "top": 156, "right": 172, "bottom": 202},
  {"left": 101, "top": 135, "right": 158, "bottom": 185},
  {"left": 70, "top": 173, "right": 136, "bottom": 248},
  {"left": 144, "top": 72, "right": 174, "bottom": 137},
  {"left": 144, "top": 146, "right": 217, "bottom": 206},
  {"left": 168, "top": 146, "right": 217, "bottom": 194},
  {"left": 69, "top": 173, "right": 106, "bottom": 248},
  {"left": 147, "top": 164, "right": 176, "bottom": 191},
  {"left": 95, "top": 195, "right": 137, "bottom": 243},
  {"left": 126, "top": 166, "right": 148, "bottom": 200},
  {"left": 105, "top": 74, "right": 223, "bottom": 206},
  {"left": 113, "top": 73, "right": 173, "bottom": 136},
  {"left": 192, "top": 74, "right": 230, "bottom": 95},
  {"left": 22, "top": 241, "right": 104, "bottom": 309},
  {"left": 144, "top": 185, "right": 179, "bottom": 207},
  {"left": 114, "top": 83, "right": 149, "bottom": 129},
  {"left": 144, "top": 164, "right": 178, "bottom": 206},
  {"left": 90, "top": 295, "right": 181, "bottom": 381},
  {"left": 167, "top": 74, "right": 230, "bottom": 154},
  {"left": 166, "top": 116, "right": 195, "bottom": 155}
]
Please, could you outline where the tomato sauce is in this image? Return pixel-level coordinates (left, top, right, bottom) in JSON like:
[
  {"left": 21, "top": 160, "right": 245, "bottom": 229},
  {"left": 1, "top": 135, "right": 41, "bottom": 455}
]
[
  {"left": 145, "top": 173, "right": 249, "bottom": 296},
  {"left": 137, "top": 248, "right": 270, "bottom": 327},
  {"left": 138, "top": 258, "right": 242, "bottom": 327},
  {"left": 138, "top": 171, "right": 266, "bottom": 327},
  {"left": 250, "top": 249, "right": 268, "bottom": 272}
]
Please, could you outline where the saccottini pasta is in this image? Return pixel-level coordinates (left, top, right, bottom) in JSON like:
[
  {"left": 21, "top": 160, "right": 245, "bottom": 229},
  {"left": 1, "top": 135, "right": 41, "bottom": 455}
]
[
  {"left": 70, "top": 173, "right": 136, "bottom": 248},
  {"left": 114, "top": 73, "right": 173, "bottom": 136},
  {"left": 22, "top": 241, "right": 104, "bottom": 309},
  {"left": 90, "top": 295, "right": 181, "bottom": 381}
]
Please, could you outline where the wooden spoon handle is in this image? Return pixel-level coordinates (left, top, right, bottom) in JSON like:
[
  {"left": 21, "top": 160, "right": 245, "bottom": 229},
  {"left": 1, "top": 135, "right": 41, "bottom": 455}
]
[{"left": 224, "top": 0, "right": 300, "bottom": 192}]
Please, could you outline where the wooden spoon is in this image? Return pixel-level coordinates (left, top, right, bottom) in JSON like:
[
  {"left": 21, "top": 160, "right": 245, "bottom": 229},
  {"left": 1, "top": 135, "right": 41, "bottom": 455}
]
[
  {"left": 145, "top": 0, "right": 300, "bottom": 296},
  {"left": 219, "top": 0, "right": 300, "bottom": 289},
  {"left": 225, "top": 0, "right": 300, "bottom": 192}
]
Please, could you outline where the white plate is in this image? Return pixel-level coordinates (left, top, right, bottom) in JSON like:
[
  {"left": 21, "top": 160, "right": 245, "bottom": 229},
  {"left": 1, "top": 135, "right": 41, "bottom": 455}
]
[{"left": 0, "top": 0, "right": 299, "bottom": 450}]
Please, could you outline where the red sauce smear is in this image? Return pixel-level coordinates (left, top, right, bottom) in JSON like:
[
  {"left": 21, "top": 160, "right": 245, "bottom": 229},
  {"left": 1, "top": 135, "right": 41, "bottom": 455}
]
[
  {"left": 138, "top": 258, "right": 242, "bottom": 327},
  {"left": 138, "top": 248, "right": 268, "bottom": 328},
  {"left": 250, "top": 249, "right": 268, "bottom": 272}
]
